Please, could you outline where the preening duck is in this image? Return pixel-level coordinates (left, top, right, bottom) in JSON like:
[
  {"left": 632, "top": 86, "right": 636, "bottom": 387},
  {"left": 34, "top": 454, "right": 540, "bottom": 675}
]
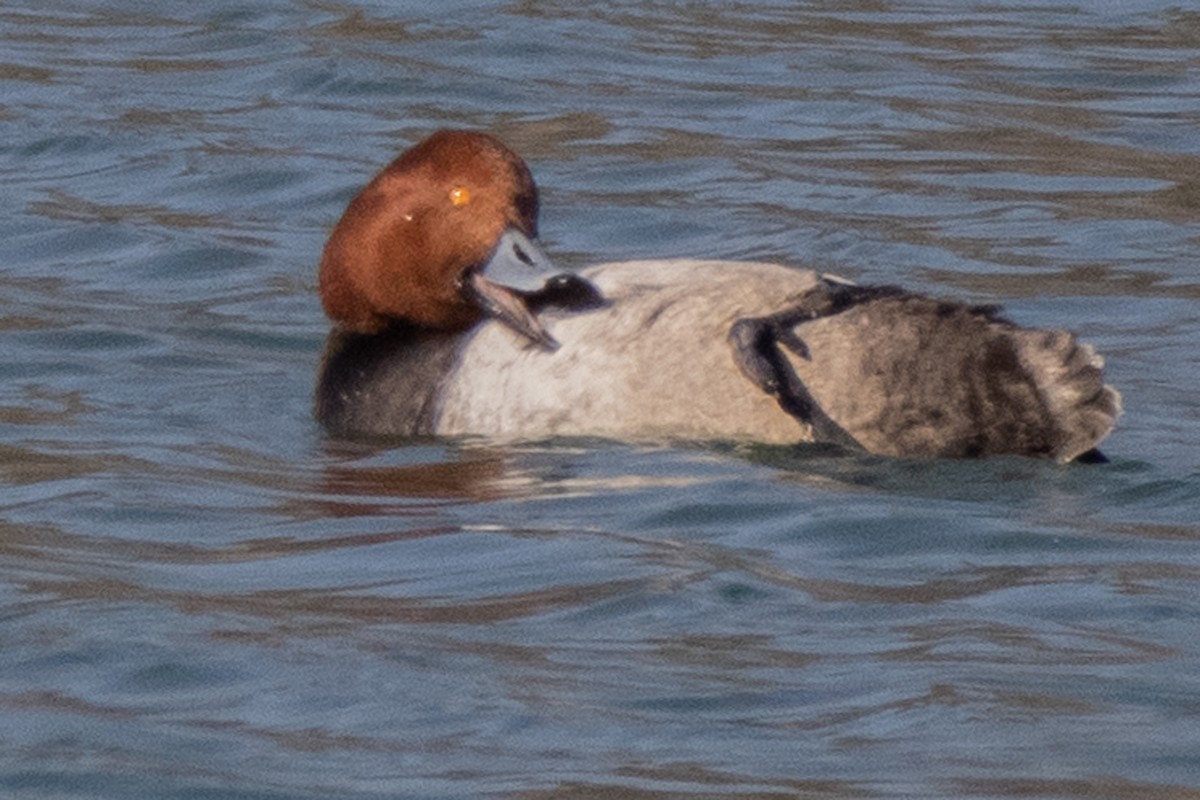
[{"left": 315, "top": 130, "right": 1120, "bottom": 461}]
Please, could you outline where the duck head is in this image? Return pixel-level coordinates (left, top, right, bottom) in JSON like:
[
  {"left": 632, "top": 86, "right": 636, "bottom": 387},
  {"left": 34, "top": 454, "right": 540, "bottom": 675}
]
[{"left": 319, "top": 129, "right": 597, "bottom": 349}]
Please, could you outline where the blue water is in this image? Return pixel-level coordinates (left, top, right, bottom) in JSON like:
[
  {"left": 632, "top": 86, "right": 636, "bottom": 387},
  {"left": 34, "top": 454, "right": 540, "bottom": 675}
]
[{"left": 2, "top": 2, "right": 1200, "bottom": 798}]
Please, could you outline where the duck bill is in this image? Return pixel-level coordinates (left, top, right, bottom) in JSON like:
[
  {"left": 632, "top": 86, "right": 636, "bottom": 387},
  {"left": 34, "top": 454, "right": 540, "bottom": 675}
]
[{"left": 466, "top": 228, "right": 566, "bottom": 351}]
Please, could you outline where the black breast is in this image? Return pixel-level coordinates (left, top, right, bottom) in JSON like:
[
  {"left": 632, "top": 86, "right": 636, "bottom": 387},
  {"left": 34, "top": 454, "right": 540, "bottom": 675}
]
[{"left": 314, "top": 325, "right": 463, "bottom": 437}]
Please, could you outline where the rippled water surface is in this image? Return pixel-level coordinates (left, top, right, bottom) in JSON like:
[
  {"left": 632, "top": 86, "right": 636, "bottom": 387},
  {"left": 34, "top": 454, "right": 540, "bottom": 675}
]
[{"left": 3, "top": 2, "right": 1200, "bottom": 798}]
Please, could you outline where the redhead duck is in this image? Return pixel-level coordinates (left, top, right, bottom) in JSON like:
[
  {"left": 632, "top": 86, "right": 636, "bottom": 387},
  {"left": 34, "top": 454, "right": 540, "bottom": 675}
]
[{"left": 315, "top": 130, "right": 1121, "bottom": 461}]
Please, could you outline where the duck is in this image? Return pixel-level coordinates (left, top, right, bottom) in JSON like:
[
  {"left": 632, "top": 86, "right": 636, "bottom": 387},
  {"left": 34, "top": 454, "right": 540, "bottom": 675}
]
[{"left": 315, "top": 129, "right": 1121, "bottom": 461}]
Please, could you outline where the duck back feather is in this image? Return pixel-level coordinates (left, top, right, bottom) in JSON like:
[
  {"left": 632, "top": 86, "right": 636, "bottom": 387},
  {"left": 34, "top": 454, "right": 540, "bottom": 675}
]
[
  {"left": 317, "top": 259, "right": 1120, "bottom": 460},
  {"left": 769, "top": 288, "right": 1121, "bottom": 460}
]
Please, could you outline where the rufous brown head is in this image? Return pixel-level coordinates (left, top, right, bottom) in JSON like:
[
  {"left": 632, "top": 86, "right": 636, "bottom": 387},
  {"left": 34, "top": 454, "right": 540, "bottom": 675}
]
[{"left": 319, "top": 130, "right": 580, "bottom": 346}]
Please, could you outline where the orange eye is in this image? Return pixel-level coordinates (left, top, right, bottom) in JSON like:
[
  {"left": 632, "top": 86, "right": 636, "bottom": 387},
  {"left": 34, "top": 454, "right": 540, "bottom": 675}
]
[{"left": 449, "top": 186, "right": 471, "bottom": 206}]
